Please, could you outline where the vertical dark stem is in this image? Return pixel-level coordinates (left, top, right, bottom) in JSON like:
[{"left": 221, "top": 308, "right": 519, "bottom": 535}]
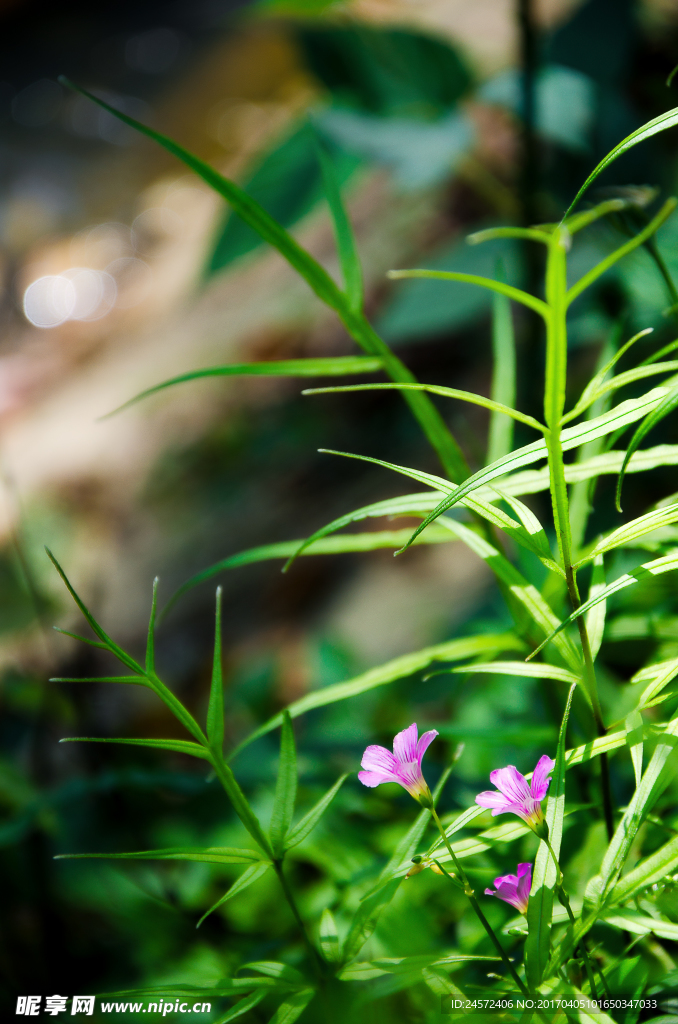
[
  {"left": 273, "top": 861, "right": 324, "bottom": 977},
  {"left": 518, "top": 0, "right": 539, "bottom": 229}
]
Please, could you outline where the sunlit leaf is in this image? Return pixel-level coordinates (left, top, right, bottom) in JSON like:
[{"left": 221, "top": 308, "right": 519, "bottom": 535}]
[
  {"left": 319, "top": 908, "right": 341, "bottom": 963},
  {"left": 58, "top": 737, "right": 210, "bottom": 759},
  {"left": 285, "top": 773, "right": 348, "bottom": 851},
  {"left": 487, "top": 268, "right": 517, "bottom": 464},
  {"left": 616, "top": 383, "right": 678, "bottom": 511},
  {"left": 197, "top": 862, "right": 271, "bottom": 928},
  {"left": 575, "top": 502, "right": 678, "bottom": 566},
  {"left": 56, "top": 846, "right": 265, "bottom": 865},
  {"left": 206, "top": 588, "right": 225, "bottom": 752},
  {"left": 609, "top": 833, "right": 678, "bottom": 904},
  {"left": 270, "top": 711, "right": 297, "bottom": 858},
  {"left": 266, "top": 988, "right": 315, "bottom": 1024},
  {"left": 387, "top": 268, "right": 549, "bottom": 318}
]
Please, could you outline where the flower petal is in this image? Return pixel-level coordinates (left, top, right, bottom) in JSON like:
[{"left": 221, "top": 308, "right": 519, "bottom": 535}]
[
  {"left": 475, "top": 790, "right": 514, "bottom": 814},
  {"left": 517, "top": 863, "right": 532, "bottom": 904},
  {"left": 530, "top": 755, "right": 555, "bottom": 801},
  {"left": 358, "top": 769, "right": 399, "bottom": 788},
  {"left": 415, "top": 729, "right": 439, "bottom": 764},
  {"left": 489, "top": 765, "right": 532, "bottom": 805},
  {"left": 361, "top": 744, "right": 398, "bottom": 775},
  {"left": 393, "top": 723, "right": 419, "bottom": 765}
]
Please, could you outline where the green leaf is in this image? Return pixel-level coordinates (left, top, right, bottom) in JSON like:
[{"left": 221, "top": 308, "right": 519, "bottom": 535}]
[
  {"left": 238, "top": 962, "right": 304, "bottom": 985},
  {"left": 626, "top": 710, "right": 644, "bottom": 789},
  {"left": 58, "top": 737, "right": 209, "bottom": 759},
  {"left": 58, "top": 80, "right": 346, "bottom": 315},
  {"left": 284, "top": 773, "right": 348, "bottom": 851},
  {"left": 342, "top": 766, "right": 453, "bottom": 963},
  {"left": 269, "top": 711, "right": 297, "bottom": 857},
  {"left": 47, "top": 548, "right": 144, "bottom": 677},
  {"left": 56, "top": 846, "right": 264, "bottom": 865},
  {"left": 487, "top": 267, "right": 517, "bottom": 464},
  {"left": 591, "top": 714, "right": 678, "bottom": 909},
  {"left": 601, "top": 908, "right": 678, "bottom": 941},
  {"left": 561, "top": 328, "right": 654, "bottom": 423},
  {"left": 339, "top": 953, "right": 499, "bottom": 981},
  {"left": 565, "top": 199, "right": 678, "bottom": 305},
  {"left": 635, "top": 656, "right": 678, "bottom": 710},
  {"left": 197, "top": 862, "right": 271, "bottom": 928},
  {"left": 575, "top": 502, "right": 678, "bottom": 567},
  {"left": 206, "top": 588, "right": 224, "bottom": 752},
  {"left": 293, "top": 449, "right": 561, "bottom": 574},
  {"left": 616, "top": 383, "right": 678, "bottom": 511},
  {"left": 525, "top": 684, "right": 575, "bottom": 989},
  {"left": 313, "top": 131, "right": 363, "bottom": 311},
  {"left": 166, "top": 520, "right": 456, "bottom": 610},
  {"left": 608, "top": 833, "right": 678, "bottom": 905},
  {"left": 393, "top": 381, "right": 678, "bottom": 554},
  {"left": 213, "top": 991, "right": 268, "bottom": 1024},
  {"left": 306, "top": 382, "right": 545, "bottom": 432},
  {"left": 107, "top": 357, "right": 383, "bottom": 416},
  {"left": 319, "top": 908, "right": 341, "bottom": 963},
  {"left": 388, "top": 268, "right": 549, "bottom": 318},
  {"left": 209, "top": 759, "right": 274, "bottom": 858},
  {"left": 266, "top": 988, "right": 315, "bottom": 1024},
  {"left": 527, "top": 549, "right": 678, "bottom": 661},
  {"left": 450, "top": 661, "right": 578, "bottom": 684},
  {"left": 585, "top": 554, "right": 607, "bottom": 661},
  {"left": 146, "top": 578, "right": 158, "bottom": 674},
  {"left": 564, "top": 105, "right": 678, "bottom": 217},
  {"left": 228, "top": 635, "right": 522, "bottom": 760}
]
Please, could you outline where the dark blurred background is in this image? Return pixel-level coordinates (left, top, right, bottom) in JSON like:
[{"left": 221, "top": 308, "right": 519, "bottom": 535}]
[{"left": 3, "top": 0, "right": 678, "bottom": 1018}]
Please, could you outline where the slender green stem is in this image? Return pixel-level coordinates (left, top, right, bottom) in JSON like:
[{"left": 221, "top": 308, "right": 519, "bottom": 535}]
[
  {"left": 273, "top": 859, "right": 324, "bottom": 977},
  {"left": 542, "top": 838, "right": 606, "bottom": 1000},
  {"left": 430, "top": 807, "right": 530, "bottom": 997},
  {"left": 542, "top": 233, "right": 614, "bottom": 840}
]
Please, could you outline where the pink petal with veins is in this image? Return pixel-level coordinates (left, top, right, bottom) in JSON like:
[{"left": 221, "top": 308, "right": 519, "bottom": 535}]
[
  {"left": 393, "top": 723, "right": 419, "bottom": 764},
  {"left": 531, "top": 755, "right": 556, "bottom": 800}
]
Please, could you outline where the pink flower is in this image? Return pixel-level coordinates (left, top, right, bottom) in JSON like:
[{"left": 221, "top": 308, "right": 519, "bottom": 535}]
[
  {"left": 358, "top": 723, "right": 438, "bottom": 806},
  {"left": 474, "top": 755, "right": 555, "bottom": 838},
  {"left": 485, "top": 862, "right": 532, "bottom": 914}
]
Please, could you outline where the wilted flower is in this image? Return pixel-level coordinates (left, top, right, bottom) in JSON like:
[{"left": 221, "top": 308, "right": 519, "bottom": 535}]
[
  {"left": 485, "top": 863, "right": 532, "bottom": 914},
  {"left": 358, "top": 722, "right": 438, "bottom": 806},
  {"left": 475, "top": 755, "right": 555, "bottom": 838}
]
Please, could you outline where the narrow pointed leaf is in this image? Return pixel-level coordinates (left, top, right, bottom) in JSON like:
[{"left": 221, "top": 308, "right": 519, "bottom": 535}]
[
  {"left": 562, "top": 328, "right": 653, "bottom": 423},
  {"left": 306, "top": 382, "right": 545, "bottom": 431},
  {"left": 213, "top": 991, "right": 268, "bottom": 1024},
  {"left": 388, "top": 268, "right": 549, "bottom": 318},
  {"left": 564, "top": 107, "right": 678, "bottom": 217},
  {"left": 58, "top": 737, "right": 209, "bottom": 758},
  {"left": 609, "top": 833, "right": 678, "bottom": 904},
  {"left": 47, "top": 548, "right": 143, "bottom": 675},
  {"left": 592, "top": 714, "right": 678, "bottom": 908},
  {"left": 617, "top": 383, "right": 678, "bottom": 510},
  {"left": 197, "top": 862, "right": 270, "bottom": 927},
  {"left": 58, "top": 80, "right": 345, "bottom": 314},
  {"left": 451, "top": 661, "right": 578, "bottom": 684},
  {"left": 56, "top": 846, "right": 264, "bottom": 865},
  {"left": 342, "top": 766, "right": 452, "bottom": 963},
  {"left": 319, "top": 908, "right": 341, "bottom": 963},
  {"left": 393, "top": 382, "right": 678, "bottom": 553},
  {"left": 577, "top": 502, "right": 678, "bottom": 566},
  {"left": 585, "top": 554, "right": 607, "bottom": 660},
  {"left": 269, "top": 711, "right": 297, "bottom": 857},
  {"left": 206, "top": 588, "right": 224, "bottom": 752},
  {"left": 528, "top": 549, "right": 678, "bottom": 660},
  {"left": 635, "top": 656, "right": 678, "bottom": 710},
  {"left": 108, "top": 357, "right": 383, "bottom": 416},
  {"left": 626, "top": 711, "right": 644, "bottom": 788},
  {"left": 525, "top": 684, "right": 575, "bottom": 988},
  {"left": 210, "top": 759, "right": 274, "bottom": 857},
  {"left": 266, "top": 989, "right": 315, "bottom": 1024},
  {"left": 146, "top": 578, "right": 158, "bottom": 674},
  {"left": 228, "top": 635, "right": 523, "bottom": 760},
  {"left": 285, "top": 773, "right": 348, "bottom": 851},
  {"left": 314, "top": 133, "right": 363, "bottom": 311},
  {"left": 487, "top": 274, "right": 516, "bottom": 464},
  {"left": 239, "top": 962, "right": 304, "bottom": 985}
]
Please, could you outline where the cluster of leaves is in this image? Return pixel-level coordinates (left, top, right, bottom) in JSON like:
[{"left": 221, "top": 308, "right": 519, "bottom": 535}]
[{"left": 42, "top": 65, "right": 678, "bottom": 1023}]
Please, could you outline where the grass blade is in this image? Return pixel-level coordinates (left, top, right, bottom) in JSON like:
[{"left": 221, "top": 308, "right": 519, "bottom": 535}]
[
  {"left": 56, "top": 846, "right": 264, "bottom": 865},
  {"left": 487, "top": 276, "right": 517, "bottom": 464},
  {"left": 266, "top": 989, "right": 315, "bottom": 1024},
  {"left": 227, "top": 635, "right": 523, "bottom": 761},
  {"left": 107, "top": 357, "right": 383, "bottom": 416},
  {"left": 616, "top": 383, "right": 678, "bottom": 511},
  {"left": 213, "top": 991, "right": 268, "bottom": 1024},
  {"left": 313, "top": 132, "right": 363, "bottom": 312},
  {"left": 575, "top": 502, "right": 678, "bottom": 566},
  {"left": 269, "top": 710, "right": 297, "bottom": 857},
  {"left": 58, "top": 737, "right": 210, "bottom": 759},
  {"left": 285, "top": 773, "right": 348, "bottom": 851},
  {"left": 387, "top": 269, "right": 549, "bottom": 318},
  {"left": 197, "top": 862, "right": 270, "bottom": 928},
  {"left": 145, "top": 578, "right": 158, "bottom": 674},
  {"left": 609, "top": 833, "right": 678, "bottom": 904},
  {"left": 319, "top": 908, "right": 341, "bottom": 963},
  {"left": 206, "top": 588, "right": 225, "bottom": 753},
  {"left": 58, "top": 79, "right": 345, "bottom": 314},
  {"left": 585, "top": 554, "right": 607, "bottom": 661},
  {"left": 564, "top": 107, "right": 678, "bottom": 217},
  {"left": 450, "top": 662, "right": 578, "bottom": 684}
]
